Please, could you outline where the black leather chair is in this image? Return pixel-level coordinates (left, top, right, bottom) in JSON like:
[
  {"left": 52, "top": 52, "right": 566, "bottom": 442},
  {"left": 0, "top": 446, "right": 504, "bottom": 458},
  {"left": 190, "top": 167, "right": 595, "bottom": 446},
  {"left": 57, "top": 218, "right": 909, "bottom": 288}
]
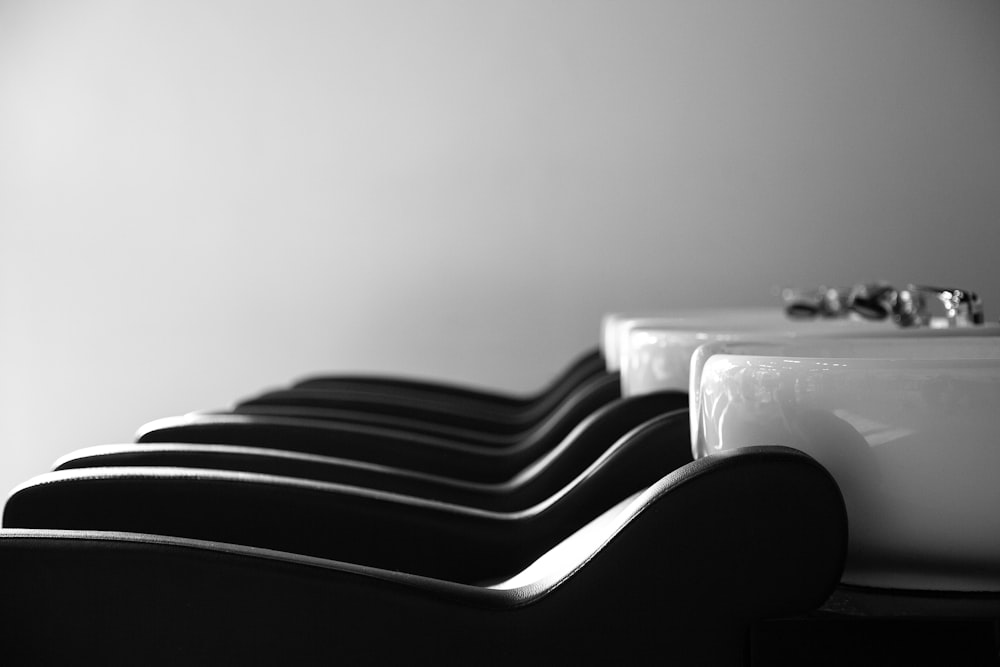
[
  {"left": 12, "top": 411, "right": 693, "bottom": 583},
  {"left": 226, "top": 372, "right": 621, "bottom": 445},
  {"left": 0, "top": 446, "right": 848, "bottom": 665},
  {"left": 286, "top": 346, "right": 608, "bottom": 433},
  {"left": 229, "top": 348, "right": 613, "bottom": 440},
  {"left": 55, "top": 408, "right": 692, "bottom": 510},
  {"left": 136, "top": 390, "right": 688, "bottom": 483}
]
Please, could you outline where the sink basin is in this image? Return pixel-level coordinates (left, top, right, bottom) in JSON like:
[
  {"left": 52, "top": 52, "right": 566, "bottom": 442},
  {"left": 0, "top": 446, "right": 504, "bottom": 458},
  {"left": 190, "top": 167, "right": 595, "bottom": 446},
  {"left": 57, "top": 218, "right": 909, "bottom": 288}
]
[
  {"left": 603, "top": 308, "right": 887, "bottom": 373},
  {"left": 619, "top": 315, "right": 897, "bottom": 397},
  {"left": 694, "top": 335, "right": 1000, "bottom": 591}
]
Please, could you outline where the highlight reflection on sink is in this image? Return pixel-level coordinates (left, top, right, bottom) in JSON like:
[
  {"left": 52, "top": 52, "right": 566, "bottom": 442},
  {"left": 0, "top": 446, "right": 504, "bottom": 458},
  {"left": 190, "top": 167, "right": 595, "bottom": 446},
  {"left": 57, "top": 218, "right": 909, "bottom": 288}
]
[
  {"left": 601, "top": 308, "right": 810, "bottom": 372},
  {"left": 695, "top": 335, "right": 1000, "bottom": 591},
  {"left": 619, "top": 314, "right": 895, "bottom": 396}
]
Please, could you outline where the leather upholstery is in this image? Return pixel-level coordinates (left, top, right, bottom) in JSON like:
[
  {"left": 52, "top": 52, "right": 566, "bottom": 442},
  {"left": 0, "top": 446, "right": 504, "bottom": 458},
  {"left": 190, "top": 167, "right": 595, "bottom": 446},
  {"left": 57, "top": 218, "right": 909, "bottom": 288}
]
[
  {"left": 292, "top": 347, "right": 606, "bottom": 417},
  {"left": 257, "top": 348, "right": 612, "bottom": 437},
  {"left": 136, "top": 385, "right": 687, "bottom": 483},
  {"left": 0, "top": 446, "right": 848, "bottom": 666},
  {"left": 58, "top": 405, "right": 694, "bottom": 509},
  {"left": 9, "top": 411, "right": 695, "bottom": 583},
  {"left": 228, "top": 372, "right": 622, "bottom": 445}
]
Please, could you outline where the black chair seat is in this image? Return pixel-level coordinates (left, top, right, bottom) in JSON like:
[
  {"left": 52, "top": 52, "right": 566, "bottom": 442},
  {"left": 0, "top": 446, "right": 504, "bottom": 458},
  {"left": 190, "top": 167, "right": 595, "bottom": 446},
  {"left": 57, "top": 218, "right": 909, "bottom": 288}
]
[
  {"left": 291, "top": 347, "right": 607, "bottom": 423},
  {"left": 229, "top": 372, "right": 622, "bottom": 445},
  {"left": 0, "top": 446, "right": 848, "bottom": 666},
  {"left": 136, "top": 390, "right": 688, "bottom": 483},
  {"left": 57, "top": 408, "right": 692, "bottom": 511},
  {"left": 14, "top": 411, "right": 694, "bottom": 583}
]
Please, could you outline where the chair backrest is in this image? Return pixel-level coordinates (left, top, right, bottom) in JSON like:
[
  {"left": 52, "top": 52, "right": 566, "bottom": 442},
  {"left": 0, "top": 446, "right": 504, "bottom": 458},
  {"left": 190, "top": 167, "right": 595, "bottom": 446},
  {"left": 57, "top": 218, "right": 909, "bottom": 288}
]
[
  {"left": 59, "top": 396, "right": 690, "bottom": 512},
  {"left": 0, "top": 446, "right": 848, "bottom": 665},
  {"left": 290, "top": 347, "right": 607, "bottom": 419},
  {"left": 134, "top": 374, "right": 624, "bottom": 484},
  {"left": 5, "top": 443, "right": 844, "bottom": 587},
  {"left": 231, "top": 369, "right": 621, "bottom": 445}
]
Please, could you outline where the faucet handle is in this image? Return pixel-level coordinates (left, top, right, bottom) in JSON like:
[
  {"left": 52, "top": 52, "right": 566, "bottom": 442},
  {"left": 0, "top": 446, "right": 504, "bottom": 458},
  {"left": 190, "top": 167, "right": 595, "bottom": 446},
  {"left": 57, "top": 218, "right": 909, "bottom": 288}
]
[{"left": 781, "top": 282, "right": 985, "bottom": 328}]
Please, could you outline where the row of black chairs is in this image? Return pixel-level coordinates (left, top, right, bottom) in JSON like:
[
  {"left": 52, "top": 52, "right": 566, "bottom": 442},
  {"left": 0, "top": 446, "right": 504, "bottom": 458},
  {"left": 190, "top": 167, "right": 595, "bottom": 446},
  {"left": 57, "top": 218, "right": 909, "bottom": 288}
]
[{"left": 0, "top": 349, "right": 850, "bottom": 665}]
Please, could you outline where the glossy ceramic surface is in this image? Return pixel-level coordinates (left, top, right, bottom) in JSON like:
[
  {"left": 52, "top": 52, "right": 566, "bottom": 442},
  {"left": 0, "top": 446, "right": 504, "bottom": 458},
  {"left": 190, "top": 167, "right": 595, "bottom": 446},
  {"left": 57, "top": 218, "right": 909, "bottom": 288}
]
[
  {"left": 600, "top": 311, "right": 672, "bottom": 370},
  {"left": 695, "top": 335, "right": 1000, "bottom": 591},
  {"left": 618, "top": 315, "right": 896, "bottom": 396},
  {"left": 602, "top": 309, "right": 807, "bottom": 372}
]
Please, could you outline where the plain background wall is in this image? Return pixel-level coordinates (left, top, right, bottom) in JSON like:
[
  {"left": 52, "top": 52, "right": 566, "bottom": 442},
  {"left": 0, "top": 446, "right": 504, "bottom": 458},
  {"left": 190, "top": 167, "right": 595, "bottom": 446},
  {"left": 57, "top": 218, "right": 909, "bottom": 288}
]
[{"left": 1, "top": 0, "right": 999, "bottom": 497}]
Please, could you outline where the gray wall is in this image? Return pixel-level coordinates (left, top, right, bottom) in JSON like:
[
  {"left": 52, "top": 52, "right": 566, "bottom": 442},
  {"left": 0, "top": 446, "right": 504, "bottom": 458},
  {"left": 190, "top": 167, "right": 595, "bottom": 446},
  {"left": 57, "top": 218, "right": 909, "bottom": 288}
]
[{"left": 1, "top": 0, "right": 999, "bottom": 496}]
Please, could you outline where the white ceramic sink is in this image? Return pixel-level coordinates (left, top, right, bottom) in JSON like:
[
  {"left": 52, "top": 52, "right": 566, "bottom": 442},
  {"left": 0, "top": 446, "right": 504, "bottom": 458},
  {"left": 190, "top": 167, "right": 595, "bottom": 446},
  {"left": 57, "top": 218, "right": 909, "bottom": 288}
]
[
  {"left": 694, "top": 335, "right": 1000, "bottom": 591},
  {"left": 618, "top": 314, "right": 899, "bottom": 397},
  {"left": 600, "top": 308, "right": 875, "bottom": 372}
]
